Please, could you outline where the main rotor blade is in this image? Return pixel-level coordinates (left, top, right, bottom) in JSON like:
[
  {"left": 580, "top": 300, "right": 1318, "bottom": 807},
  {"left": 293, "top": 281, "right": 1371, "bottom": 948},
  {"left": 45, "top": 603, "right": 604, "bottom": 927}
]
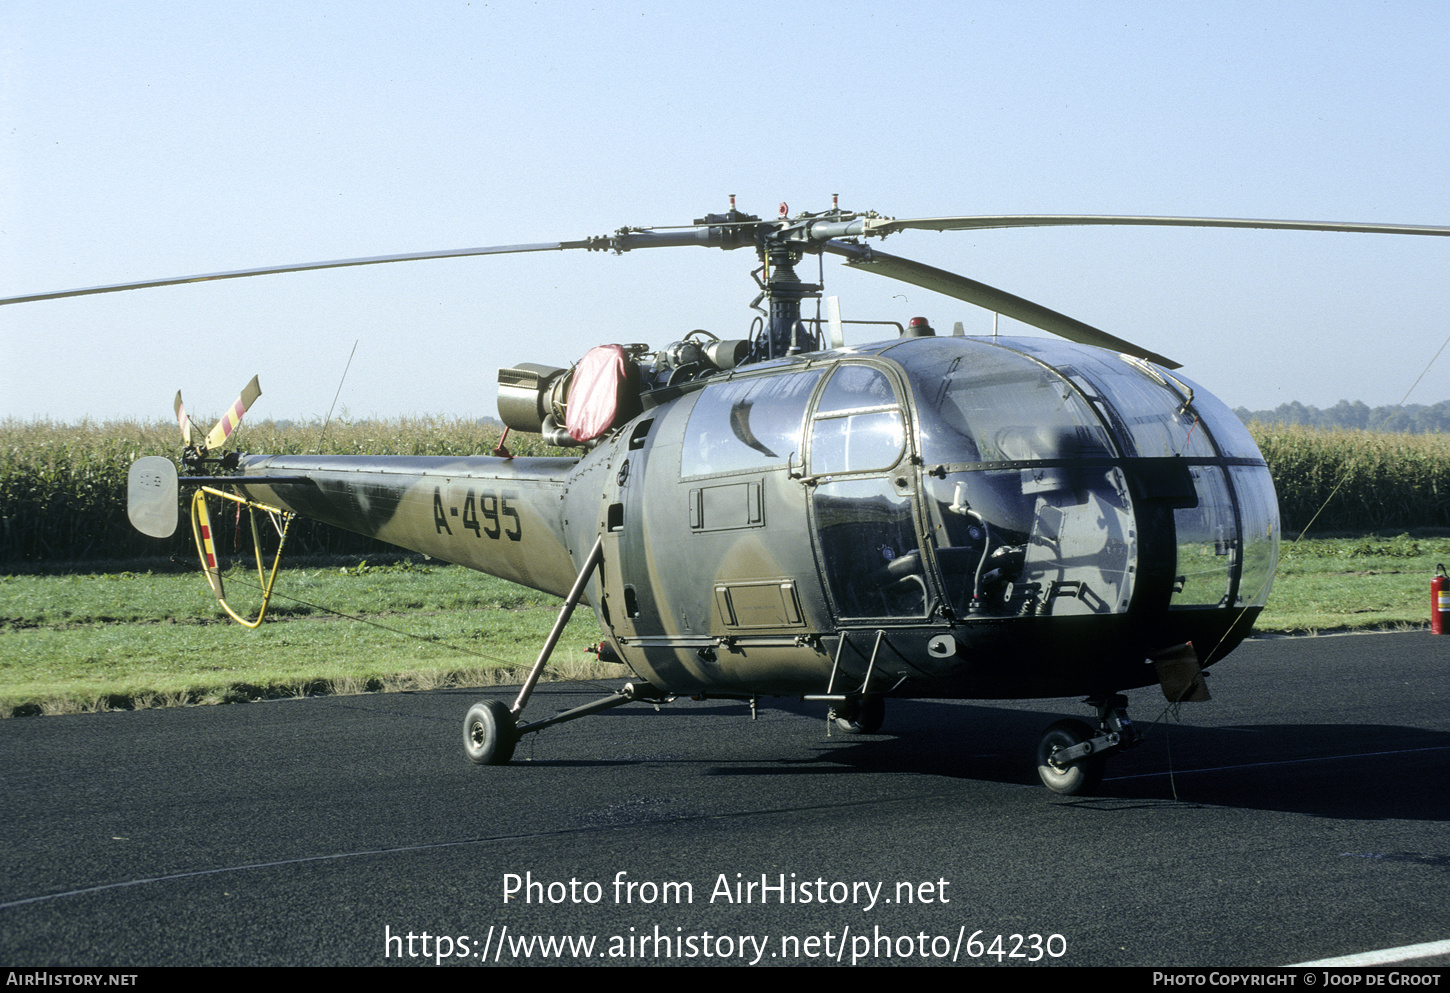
[
  {"left": 823, "top": 241, "right": 1180, "bottom": 368},
  {"left": 863, "top": 214, "right": 1450, "bottom": 238},
  {"left": 0, "top": 241, "right": 594, "bottom": 306}
]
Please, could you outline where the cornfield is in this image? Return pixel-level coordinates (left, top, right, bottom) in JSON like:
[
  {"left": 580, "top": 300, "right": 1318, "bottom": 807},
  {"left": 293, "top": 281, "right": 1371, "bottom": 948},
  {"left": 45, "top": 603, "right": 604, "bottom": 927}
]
[
  {"left": 1, "top": 418, "right": 1446, "bottom": 566},
  {"left": 1251, "top": 424, "right": 1450, "bottom": 532},
  {"left": 0, "top": 417, "right": 566, "bottom": 565}
]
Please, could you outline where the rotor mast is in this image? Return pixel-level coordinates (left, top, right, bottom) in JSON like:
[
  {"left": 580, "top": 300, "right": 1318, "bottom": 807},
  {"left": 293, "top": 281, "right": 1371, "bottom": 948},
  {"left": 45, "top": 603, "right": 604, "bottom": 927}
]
[
  {"left": 755, "top": 223, "right": 824, "bottom": 360},
  {"left": 751, "top": 196, "right": 870, "bottom": 360}
]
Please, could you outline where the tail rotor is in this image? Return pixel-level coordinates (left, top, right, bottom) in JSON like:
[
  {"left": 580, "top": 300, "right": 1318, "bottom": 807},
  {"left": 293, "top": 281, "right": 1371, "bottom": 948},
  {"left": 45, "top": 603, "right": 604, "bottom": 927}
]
[
  {"left": 175, "top": 375, "right": 262, "bottom": 465},
  {"left": 140, "top": 375, "right": 299, "bottom": 626}
]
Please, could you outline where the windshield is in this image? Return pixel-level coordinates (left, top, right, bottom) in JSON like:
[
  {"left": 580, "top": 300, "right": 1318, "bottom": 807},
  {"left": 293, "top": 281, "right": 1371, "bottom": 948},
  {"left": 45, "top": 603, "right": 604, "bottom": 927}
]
[
  {"left": 892, "top": 337, "right": 1115, "bottom": 466},
  {"left": 884, "top": 336, "right": 1278, "bottom": 621}
]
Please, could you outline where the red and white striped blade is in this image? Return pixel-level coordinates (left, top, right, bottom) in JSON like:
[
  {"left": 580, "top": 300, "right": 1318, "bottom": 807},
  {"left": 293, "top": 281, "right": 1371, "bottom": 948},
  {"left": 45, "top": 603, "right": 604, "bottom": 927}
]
[
  {"left": 174, "top": 391, "right": 194, "bottom": 446},
  {"left": 204, "top": 375, "right": 262, "bottom": 451}
]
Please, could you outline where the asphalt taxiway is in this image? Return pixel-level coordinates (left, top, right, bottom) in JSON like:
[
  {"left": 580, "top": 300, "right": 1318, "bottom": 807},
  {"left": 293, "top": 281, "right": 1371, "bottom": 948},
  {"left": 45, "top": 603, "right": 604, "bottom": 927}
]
[{"left": 2, "top": 631, "right": 1447, "bottom": 966}]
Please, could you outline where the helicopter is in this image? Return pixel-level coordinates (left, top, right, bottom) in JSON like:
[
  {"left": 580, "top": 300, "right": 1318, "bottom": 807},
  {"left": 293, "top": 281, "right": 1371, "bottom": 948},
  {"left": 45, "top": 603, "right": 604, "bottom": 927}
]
[{"left": 6, "top": 198, "right": 1448, "bottom": 795}]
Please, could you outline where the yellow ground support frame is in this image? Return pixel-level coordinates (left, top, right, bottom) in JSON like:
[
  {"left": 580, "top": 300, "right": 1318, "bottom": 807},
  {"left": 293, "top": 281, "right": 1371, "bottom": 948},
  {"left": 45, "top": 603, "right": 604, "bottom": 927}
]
[{"left": 189, "top": 486, "right": 295, "bottom": 628}]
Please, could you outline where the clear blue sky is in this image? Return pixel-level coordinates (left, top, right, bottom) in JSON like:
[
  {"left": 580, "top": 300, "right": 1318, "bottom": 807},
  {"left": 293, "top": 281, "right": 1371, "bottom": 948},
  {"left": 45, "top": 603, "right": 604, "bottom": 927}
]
[{"left": 3, "top": 1, "right": 1448, "bottom": 423}]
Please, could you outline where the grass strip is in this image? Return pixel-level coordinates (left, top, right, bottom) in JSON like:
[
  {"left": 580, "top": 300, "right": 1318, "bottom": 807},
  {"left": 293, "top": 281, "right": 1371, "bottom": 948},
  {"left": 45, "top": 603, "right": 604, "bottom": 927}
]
[
  {"left": 0, "top": 559, "right": 611, "bottom": 716},
  {"left": 4, "top": 533, "right": 1449, "bottom": 716}
]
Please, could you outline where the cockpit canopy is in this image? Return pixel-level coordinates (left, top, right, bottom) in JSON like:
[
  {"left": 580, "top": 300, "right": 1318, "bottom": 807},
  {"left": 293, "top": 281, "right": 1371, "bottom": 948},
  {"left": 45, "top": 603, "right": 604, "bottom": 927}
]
[
  {"left": 678, "top": 334, "right": 1278, "bottom": 624},
  {"left": 882, "top": 335, "right": 1262, "bottom": 466}
]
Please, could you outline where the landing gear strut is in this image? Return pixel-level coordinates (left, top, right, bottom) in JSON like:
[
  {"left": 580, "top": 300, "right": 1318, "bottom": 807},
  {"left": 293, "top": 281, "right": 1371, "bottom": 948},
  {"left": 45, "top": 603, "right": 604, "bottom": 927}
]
[
  {"left": 1035, "top": 693, "right": 1141, "bottom": 795},
  {"left": 463, "top": 680, "right": 669, "bottom": 765},
  {"left": 460, "top": 533, "right": 669, "bottom": 766}
]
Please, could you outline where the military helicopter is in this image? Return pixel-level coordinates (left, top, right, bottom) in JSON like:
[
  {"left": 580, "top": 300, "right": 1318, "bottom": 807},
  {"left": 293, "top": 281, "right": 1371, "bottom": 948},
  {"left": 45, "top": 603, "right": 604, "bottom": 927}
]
[{"left": 7, "top": 198, "right": 1448, "bottom": 795}]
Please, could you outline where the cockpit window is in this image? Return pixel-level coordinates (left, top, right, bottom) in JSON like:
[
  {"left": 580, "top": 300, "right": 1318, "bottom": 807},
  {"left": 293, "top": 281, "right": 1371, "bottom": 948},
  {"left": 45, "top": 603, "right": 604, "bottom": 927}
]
[
  {"left": 894, "top": 339, "right": 1114, "bottom": 466},
  {"left": 816, "top": 365, "right": 897, "bottom": 414},
  {"left": 1007, "top": 342, "right": 1217, "bottom": 458},
  {"left": 682, "top": 370, "right": 824, "bottom": 477},
  {"left": 873, "top": 337, "right": 1277, "bottom": 625},
  {"left": 809, "top": 365, "right": 906, "bottom": 475},
  {"left": 813, "top": 477, "right": 928, "bottom": 618},
  {"left": 807, "top": 364, "right": 926, "bottom": 618},
  {"left": 1166, "top": 370, "right": 1265, "bottom": 460}
]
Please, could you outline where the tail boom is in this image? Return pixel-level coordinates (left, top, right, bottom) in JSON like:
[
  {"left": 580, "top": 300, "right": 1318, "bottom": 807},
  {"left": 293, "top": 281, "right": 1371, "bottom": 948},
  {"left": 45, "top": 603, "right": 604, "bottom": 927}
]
[{"left": 234, "top": 454, "right": 581, "bottom": 596}]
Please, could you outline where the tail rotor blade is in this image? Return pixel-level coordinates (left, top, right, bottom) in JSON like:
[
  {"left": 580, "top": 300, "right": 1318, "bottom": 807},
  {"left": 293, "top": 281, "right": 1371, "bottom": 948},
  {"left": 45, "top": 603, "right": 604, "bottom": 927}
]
[
  {"left": 204, "top": 375, "right": 262, "bottom": 451},
  {"left": 174, "top": 391, "right": 194, "bottom": 446}
]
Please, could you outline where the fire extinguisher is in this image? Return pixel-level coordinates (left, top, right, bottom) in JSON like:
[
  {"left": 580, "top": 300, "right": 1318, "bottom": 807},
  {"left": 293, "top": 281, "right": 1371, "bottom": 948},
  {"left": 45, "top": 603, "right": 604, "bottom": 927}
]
[{"left": 1434, "top": 565, "right": 1449, "bottom": 635}]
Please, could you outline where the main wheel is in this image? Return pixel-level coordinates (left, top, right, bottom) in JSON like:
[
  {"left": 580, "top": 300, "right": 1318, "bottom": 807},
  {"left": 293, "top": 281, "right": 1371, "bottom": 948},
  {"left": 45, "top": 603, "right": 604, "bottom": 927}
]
[
  {"left": 831, "top": 695, "right": 886, "bottom": 734},
  {"left": 1036, "top": 719, "right": 1105, "bottom": 795},
  {"left": 464, "top": 700, "right": 517, "bottom": 765}
]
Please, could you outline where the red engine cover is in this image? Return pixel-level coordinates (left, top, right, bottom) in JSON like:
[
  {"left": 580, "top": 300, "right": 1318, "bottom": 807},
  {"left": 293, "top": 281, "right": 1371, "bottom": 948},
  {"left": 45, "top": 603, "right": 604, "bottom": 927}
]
[{"left": 566, "top": 345, "right": 641, "bottom": 443}]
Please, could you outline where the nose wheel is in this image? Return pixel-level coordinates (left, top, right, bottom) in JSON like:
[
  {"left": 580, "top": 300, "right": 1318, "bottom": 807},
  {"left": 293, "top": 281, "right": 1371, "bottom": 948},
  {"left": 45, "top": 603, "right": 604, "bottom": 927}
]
[
  {"left": 1035, "top": 694, "right": 1139, "bottom": 795},
  {"left": 1036, "top": 719, "right": 1106, "bottom": 795}
]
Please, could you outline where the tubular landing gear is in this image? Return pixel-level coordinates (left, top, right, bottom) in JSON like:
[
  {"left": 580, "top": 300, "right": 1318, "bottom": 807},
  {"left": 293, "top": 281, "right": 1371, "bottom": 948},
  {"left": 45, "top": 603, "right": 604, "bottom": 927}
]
[
  {"left": 463, "top": 679, "right": 669, "bottom": 765},
  {"left": 459, "top": 533, "right": 668, "bottom": 766},
  {"left": 1035, "top": 693, "right": 1141, "bottom": 795}
]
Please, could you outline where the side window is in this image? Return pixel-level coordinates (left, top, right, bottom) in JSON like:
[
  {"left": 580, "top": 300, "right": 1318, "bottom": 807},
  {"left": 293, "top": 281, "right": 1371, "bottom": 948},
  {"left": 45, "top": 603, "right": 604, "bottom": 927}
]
[
  {"left": 809, "top": 366, "right": 905, "bottom": 475},
  {"left": 682, "top": 370, "right": 824, "bottom": 477},
  {"left": 811, "top": 411, "right": 905, "bottom": 475},
  {"left": 816, "top": 364, "right": 897, "bottom": 414},
  {"left": 808, "top": 365, "right": 926, "bottom": 618},
  {"left": 813, "top": 478, "right": 927, "bottom": 618}
]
